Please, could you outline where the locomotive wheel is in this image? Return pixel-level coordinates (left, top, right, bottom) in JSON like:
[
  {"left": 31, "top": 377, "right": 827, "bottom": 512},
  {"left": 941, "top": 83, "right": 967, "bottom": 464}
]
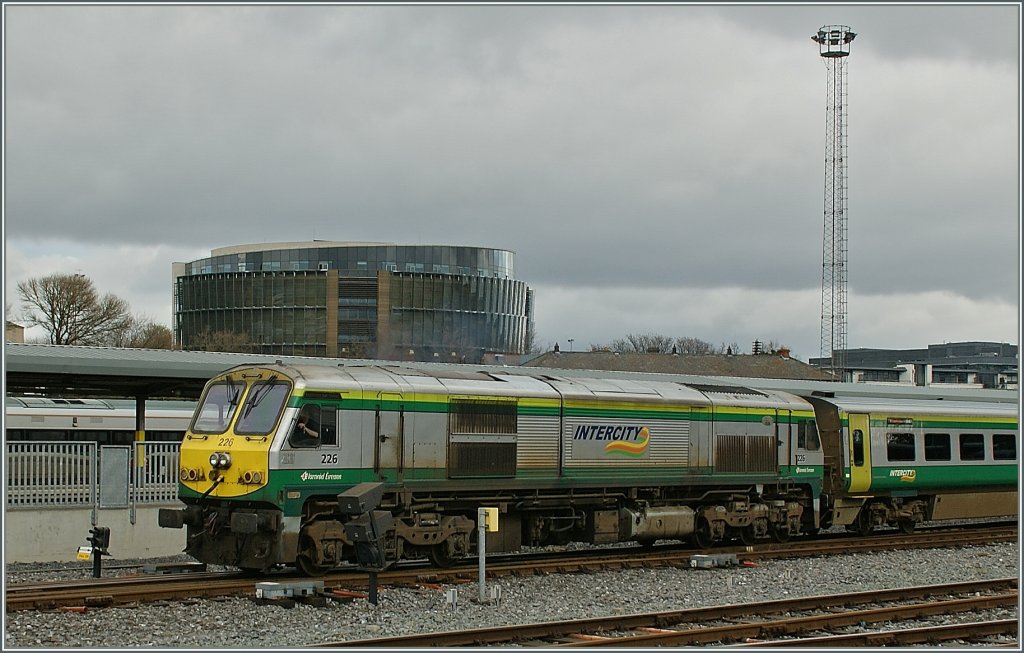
[
  {"left": 738, "top": 525, "right": 757, "bottom": 546},
  {"left": 427, "top": 543, "right": 457, "bottom": 568},
  {"left": 847, "top": 509, "right": 873, "bottom": 537},
  {"left": 692, "top": 518, "right": 714, "bottom": 549},
  {"left": 296, "top": 554, "right": 331, "bottom": 576},
  {"left": 897, "top": 518, "right": 916, "bottom": 534},
  {"left": 769, "top": 523, "right": 790, "bottom": 543}
]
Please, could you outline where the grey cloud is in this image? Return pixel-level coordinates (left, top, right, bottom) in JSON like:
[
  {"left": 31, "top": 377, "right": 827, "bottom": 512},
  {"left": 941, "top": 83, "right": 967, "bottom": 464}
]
[{"left": 4, "top": 4, "right": 1018, "bottom": 315}]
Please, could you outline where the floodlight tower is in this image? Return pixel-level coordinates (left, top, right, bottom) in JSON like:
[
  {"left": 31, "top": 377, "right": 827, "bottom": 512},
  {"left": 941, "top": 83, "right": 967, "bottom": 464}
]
[{"left": 812, "top": 25, "right": 856, "bottom": 380}]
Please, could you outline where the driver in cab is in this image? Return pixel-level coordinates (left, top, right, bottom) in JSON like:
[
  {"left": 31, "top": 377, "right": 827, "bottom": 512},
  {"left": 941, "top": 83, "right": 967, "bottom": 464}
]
[{"left": 291, "top": 406, "right": 320, "bottom": 448}]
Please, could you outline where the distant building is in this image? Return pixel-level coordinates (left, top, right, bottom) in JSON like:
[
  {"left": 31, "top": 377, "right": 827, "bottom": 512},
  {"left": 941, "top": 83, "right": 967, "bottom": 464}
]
[
  {"left": 5, "top": 321, "right": 25, "bottom": 343},
  {"left": 524, "top": 350, "right": 831, "bottom": 381},
  {"left": 810, "top": 342, "right": 1018, "bottom": 390},
  {"left": 173, "top": 241, "right": 533, "bottom": 362}
]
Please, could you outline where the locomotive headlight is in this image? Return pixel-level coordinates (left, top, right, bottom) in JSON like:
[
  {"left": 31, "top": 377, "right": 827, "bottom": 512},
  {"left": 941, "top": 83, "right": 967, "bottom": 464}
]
[{"left": 208, "top": 452, "right": 232, "bottom": 469}]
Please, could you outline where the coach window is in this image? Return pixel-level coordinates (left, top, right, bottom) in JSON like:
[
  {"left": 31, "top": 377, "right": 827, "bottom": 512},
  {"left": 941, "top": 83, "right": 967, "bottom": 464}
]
[
  {"left": 924, "top": 433, "right": 951, "bottom": 461},
  {"left": 992, "top": 433, "right": 1017, "bottom": 461},
  {"left": 886, "top": 432, "right": 915, "bottom": 462},
  {"left": 852, "top": 429, "right": 865, "bottom": 466},
  {"left": 958, "top": 433, "right": 985, "bottom": 461}
]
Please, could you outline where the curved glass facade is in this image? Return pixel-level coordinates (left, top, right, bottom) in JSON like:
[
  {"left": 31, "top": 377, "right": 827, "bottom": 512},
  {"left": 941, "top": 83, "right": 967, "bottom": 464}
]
[
  {"left": 174, "top": 242, "right": 531, "bottom": 362},
  {"left": 187, "top": 242, "right": 515, "bottom": 278}
]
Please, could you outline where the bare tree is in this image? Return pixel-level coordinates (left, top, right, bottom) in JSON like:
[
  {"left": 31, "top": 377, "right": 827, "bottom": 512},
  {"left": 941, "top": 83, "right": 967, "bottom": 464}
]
[
  {"left": 104, "top": 317, "right": 175, "bottom": 349},
  {"left": 187, "top": 328, "right": 254, "bottom": 353},
  {"left": 17, "top": 273, "right": 133, "bottom": 345},
  {"left": 610, "top": 333, "right": 678, "bottom": 353},
  {"left": 596, "top": 333, "right": 745, "bottom": 355},
  {"left": 673, "top": 337, "right": 718, "bottom": 355}
]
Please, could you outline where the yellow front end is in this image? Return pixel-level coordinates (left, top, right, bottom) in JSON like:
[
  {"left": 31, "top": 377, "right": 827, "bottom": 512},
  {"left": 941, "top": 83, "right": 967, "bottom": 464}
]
[{"left": 178, "top": 367, "right": 292, "bottom": 500}]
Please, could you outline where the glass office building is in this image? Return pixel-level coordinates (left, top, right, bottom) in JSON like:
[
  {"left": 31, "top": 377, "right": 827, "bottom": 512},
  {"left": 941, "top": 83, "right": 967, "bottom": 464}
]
[{"left": 173, "top": 241, "right": 533, "bottom": 362}]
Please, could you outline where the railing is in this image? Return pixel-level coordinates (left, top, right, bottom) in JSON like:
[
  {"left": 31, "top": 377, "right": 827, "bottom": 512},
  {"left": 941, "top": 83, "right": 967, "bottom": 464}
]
[
  {"left": 6, "top": 441, "right": 181, "bottom": 525},
  {"left": 130, "top": 441, "right": 180, "bottom": 524},
  {"left": 6, "top": 441, "right": 97, "bottom": 509}
]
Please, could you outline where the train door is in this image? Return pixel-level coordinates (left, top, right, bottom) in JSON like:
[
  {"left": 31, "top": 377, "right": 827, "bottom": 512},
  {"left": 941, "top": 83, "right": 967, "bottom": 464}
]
[
  {"left": 374, "top": 391, "right": 406, "bottom": 481},
  {"left": 848, "top": 413, "right": 872, "bottom": 492},
  {"left": 689, "top": 405, "right": 712, "bottom": 473}
]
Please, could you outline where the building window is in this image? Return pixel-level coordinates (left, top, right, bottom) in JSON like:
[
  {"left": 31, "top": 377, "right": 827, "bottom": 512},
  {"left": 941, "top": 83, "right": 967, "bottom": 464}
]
[
  {"left": 862, "top": 370, "right": 900, "bottom": 382},
  {"left": 933, "top": 370, "right": 969, "bottom": 384}
]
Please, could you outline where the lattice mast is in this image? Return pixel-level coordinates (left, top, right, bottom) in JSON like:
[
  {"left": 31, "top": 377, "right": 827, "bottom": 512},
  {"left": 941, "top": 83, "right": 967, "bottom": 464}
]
[{"left": 812, "top": 25, "right": 856, "bottom": 380}]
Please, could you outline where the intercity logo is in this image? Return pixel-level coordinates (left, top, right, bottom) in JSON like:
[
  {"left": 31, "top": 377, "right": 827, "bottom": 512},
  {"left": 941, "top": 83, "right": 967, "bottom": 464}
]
[
  {"left": 889, "top": 469, "right": 916, "bottom": 482},
  {"left": 573, "top": 424, "right": 650, "bottom": 457}
]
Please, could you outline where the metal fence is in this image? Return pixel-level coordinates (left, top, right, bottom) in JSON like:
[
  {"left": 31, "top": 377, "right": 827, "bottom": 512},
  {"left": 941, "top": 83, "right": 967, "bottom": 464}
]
[{"left": 5, "top": 441, "right": 181, "bottom": 524}]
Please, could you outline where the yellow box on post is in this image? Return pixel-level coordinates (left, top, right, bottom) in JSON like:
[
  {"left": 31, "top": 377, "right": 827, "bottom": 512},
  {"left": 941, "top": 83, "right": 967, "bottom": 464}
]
[{"left": 481, "top": 507, "right": 499, "bottom": 532}]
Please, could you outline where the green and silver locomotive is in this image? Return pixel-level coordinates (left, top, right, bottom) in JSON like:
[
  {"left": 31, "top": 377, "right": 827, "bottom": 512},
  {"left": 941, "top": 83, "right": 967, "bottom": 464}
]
[{"left": 159, "top": 362, "right": 1017, "bottom": 574}]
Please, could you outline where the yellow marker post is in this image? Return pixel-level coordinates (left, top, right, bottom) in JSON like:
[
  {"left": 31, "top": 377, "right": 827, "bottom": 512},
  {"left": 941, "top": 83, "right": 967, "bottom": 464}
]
[{"left": 477, "top": 507, "right": 500, "bottom": 602}]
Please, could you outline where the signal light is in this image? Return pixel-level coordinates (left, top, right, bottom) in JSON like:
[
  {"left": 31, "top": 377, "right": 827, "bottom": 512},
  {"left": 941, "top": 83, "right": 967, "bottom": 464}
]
[{"left": 88, "top": 526, "right": 110, "bottom": 550}]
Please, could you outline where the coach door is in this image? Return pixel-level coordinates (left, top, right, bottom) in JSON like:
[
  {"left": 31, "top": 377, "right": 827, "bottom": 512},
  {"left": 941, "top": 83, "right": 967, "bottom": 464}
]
[
  {"left": 848, "top": 413, "right": 872, "bottom": 493},
  {"left": 374, "top": 392, "right": 406, "bottom": 481}
]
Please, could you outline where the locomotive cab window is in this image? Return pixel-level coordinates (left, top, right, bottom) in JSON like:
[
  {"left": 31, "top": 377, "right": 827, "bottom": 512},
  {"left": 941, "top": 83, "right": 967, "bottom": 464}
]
[
  {"left": 192, "top": 381, "right": 243, "bottom": 434},
  {"left": 797, "top": 420, "right": 820, "bottom": 450},
  {"left": 959, "top": 433, "right": 985, "bottom": 461},
  {"left": 886, "top": 432, "right": 915, "bottom": 462},
  {"left": 290, "top": 405, "right": 325, "bottom": 450},
  {"left": 992, "top": 433, "right": 1017, "bottom": 461},
  {"left": 924, "top": 433, "right": 951, "bottom": 461},
  {"left": 235, "top": 380, "right": 291, "bottom": 435}
]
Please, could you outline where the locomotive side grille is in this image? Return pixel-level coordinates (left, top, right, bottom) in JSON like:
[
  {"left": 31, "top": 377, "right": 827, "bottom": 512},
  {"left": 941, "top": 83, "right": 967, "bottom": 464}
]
[
  {"left": 448, "top": 441, "right": 516, "bottom": 477},
  {"left": 448, "top": 398, "right": 518, "bottom": 477},
  {"left": 715, "top": 434, "right": 776, "bottom": 473},
  {"left": 450, "top": 398, "right": 517, "bottom": 434}
]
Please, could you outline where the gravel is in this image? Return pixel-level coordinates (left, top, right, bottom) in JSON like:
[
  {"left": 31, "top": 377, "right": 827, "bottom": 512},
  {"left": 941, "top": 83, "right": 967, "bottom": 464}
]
[{"left": 4, "top": 538, "right": 1018, "bottom": 649}]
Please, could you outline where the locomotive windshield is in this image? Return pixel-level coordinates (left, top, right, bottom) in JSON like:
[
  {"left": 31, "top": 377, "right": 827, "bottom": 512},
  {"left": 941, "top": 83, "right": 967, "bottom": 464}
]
[
  {"left": 191, "top": 380, "right": 242, "bottom": 434},
  {"left": 235, "top": 379, "right": 290, "bottom": 436}
]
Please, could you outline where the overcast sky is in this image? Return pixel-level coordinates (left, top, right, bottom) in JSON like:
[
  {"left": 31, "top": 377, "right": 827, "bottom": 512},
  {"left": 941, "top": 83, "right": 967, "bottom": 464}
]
[{"left": 3, "top": 3, "right": 1020, "bottom": 361}]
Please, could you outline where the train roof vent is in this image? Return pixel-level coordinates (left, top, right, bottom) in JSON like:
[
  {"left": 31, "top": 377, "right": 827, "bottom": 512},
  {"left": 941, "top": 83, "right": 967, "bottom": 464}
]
[
  {"left": 687, "top": 383, "right": 767, "bottom": 397},
  {"left": 378, "top": 365, "right": 499, "bottom": 381}
]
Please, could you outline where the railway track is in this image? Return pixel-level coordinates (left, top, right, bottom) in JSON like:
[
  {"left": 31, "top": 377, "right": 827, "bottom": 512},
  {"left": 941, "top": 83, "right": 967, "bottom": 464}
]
[
  {"left": 5, "top": 523, "right": 1017, "bottom": 612},
  {"left": 312, "top": 578, "right": 1019, "bottom": 647}
]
